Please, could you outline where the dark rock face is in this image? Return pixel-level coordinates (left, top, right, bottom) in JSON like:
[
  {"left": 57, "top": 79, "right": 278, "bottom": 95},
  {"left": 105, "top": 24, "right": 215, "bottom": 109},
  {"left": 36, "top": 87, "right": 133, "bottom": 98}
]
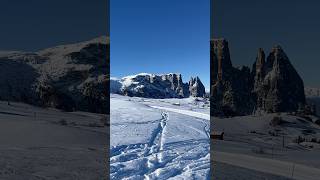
[
  {"left": 189, "top": 76, "right": 205, "bottom": 97},
  {"left": 252, "top": 48, "right": 266, "bottom": 110},
  {"left": 211, "top": 39, "right": 305, "bottom": 116},
  {"left": 211, "top": 39, "right": 233, "bottom": 83},
  {"left": 113, "top": 73, "right": 206, "bottom": 99},
  {"left": 256, "top": 45, "right": 305, "bottom": 112},
  {"left": 211, "top": 39, "right": 254, "bottom": 116},
  {"left": 161, "top": 73, "right": 189, "bottom": 97}
]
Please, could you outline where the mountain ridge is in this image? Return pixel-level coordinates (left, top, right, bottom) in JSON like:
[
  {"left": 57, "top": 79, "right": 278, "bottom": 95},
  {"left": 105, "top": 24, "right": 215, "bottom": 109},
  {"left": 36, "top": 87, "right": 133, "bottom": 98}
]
[
  {"left": 111, "top": 73, "right": 206, "bottom": 98},
  {"left": 0, "top": 36, "right": 109, "bottom": 114}
]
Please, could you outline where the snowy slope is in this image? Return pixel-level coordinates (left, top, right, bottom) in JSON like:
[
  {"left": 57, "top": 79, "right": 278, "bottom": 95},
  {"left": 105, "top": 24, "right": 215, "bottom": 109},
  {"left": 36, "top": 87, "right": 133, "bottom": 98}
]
[
  {"left": 110, "top": 94, "right": 210, "bottom": 179},
  {"left": 214, "top": 151, "right": 320, "bottom": 180},
  {"left": 0, "top": 101, "right": 107, "bottom": 179},
  {"left": 212, "top": 113, "right": 320, "bottom": 179}
]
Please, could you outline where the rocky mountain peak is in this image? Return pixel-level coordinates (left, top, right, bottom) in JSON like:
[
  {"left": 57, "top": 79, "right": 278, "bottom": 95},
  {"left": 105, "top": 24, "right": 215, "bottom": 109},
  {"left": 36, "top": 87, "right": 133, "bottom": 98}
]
[
  {"left": 266, "top": 45, "right": 288, "bottom": 69},
  {"left": 253, "top": 48, "right": 266, "bottom": 93},
  {"left": 260, "top": 45, "right": 306, "bottom": 112},
  {"left": 211, "top": 38, "right": 233, "bottom": 83},
  {"left": 211, "top": 39, "right": 254, "bottom": 116},
  {"left": 189, "top": 76, "right": 205, "bottom": 97},
  {"left": 256, "top": 48, "right": 265, "bottom": 73},
  {"left": 160, "top": 73, "right": 187, "bottom": 97},
  {"left": 271, "top": 44, "right": 283, "bottom": 52}
]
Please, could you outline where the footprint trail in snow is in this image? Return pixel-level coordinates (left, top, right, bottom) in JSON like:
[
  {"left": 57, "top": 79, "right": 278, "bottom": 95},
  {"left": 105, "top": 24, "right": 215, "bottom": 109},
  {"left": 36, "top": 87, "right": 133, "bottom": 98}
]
[{"left": 110, "top": 94, "right": 210, "bottom": 179}]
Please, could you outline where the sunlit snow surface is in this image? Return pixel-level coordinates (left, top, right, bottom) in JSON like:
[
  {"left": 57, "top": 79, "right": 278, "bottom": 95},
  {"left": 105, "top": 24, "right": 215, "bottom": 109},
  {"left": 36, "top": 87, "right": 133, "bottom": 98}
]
[{"left": 110, "top": 94, "right": 210, "bottom": 179}]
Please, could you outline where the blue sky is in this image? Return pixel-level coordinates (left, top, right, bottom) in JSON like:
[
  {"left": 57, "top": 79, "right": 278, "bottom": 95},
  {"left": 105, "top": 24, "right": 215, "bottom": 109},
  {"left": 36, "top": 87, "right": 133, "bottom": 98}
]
[
  {"left": 0, "top": 0, "right": 107, "bottom": 51},
  {"left": 111, "top": 0, "right": 210, "bottom": 89},
  {"left": 213, "top": 0, "right": 320, "bottom": 88}
]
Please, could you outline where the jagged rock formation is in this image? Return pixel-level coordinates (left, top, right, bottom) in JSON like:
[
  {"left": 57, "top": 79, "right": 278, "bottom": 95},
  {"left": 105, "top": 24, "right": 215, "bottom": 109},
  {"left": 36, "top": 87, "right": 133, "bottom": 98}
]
[
  {"left": 161, "top": 73, "right": 189, "bottom": 97},
  {"left": 211, "top": 39, "right": 305, "bottom": 116},
  {"left": 253, "top": 45, "right": 305, "bottom": 113},
  {"left": 211, "top": 39, "right": 233, "bottom": 83},
  {"left": 211, "top": 39, "right": 254, "bottom": 116},
  {"left": 252, "top": 48, "right": 266, "bottom": 110},
  {"left": 189, "top": 76, "right": 206, "bottom": 97},
  {"left": 0, "top": 36, "right": 109, "bottom": 114},
  {"left": 111, "top": 73, "right": 206, "bottom": 98}
]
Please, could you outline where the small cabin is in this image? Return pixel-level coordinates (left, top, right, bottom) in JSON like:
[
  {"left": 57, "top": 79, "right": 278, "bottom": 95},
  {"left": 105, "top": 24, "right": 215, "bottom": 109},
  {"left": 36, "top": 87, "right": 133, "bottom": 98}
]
[
  {"left": 210, "top": 131, "right": 224, "bottom": 140},
  {"left": 172, "top": 102, "right": 180, "bottom": 106}
]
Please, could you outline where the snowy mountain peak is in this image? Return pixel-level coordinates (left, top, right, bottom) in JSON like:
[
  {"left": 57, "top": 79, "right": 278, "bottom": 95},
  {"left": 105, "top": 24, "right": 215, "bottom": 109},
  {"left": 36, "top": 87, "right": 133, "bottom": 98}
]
[
  {"left": 38, "top": 36, "right": 108, "bottom": 57},
  {"left": 0, "top": 36, "right": 109, "bottom": 114}
]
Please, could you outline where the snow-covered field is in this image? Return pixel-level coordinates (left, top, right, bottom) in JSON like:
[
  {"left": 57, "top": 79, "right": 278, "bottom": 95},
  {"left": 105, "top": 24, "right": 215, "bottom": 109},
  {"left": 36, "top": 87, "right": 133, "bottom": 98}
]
[
  {"left": 0, "top": 101, "right": 107, "bottom": 179},
  {"left": 110, "top": 94, "right": 210, "bottom": 179},
  {"left": 212, "top": 113, "right": 320, "bottom": 180}
]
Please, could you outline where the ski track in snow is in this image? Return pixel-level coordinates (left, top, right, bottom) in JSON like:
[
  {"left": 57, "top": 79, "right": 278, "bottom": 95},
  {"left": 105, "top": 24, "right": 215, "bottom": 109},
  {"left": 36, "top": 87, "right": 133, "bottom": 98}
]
[
  {"left": 150, "top": 105, "right": 210, "bottom": 120},
  {"left": 150, "top": 106, "right": 210, "bottom": 139},
  {"left": 110, "top": 95, "right": 210, "bottom": 179}
]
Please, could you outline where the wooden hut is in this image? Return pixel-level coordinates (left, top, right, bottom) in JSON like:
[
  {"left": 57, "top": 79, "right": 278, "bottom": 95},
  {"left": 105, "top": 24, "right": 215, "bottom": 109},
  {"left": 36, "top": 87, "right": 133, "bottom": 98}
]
[{"left": 210, "top": 131, "right": 224, "bottom": 140}]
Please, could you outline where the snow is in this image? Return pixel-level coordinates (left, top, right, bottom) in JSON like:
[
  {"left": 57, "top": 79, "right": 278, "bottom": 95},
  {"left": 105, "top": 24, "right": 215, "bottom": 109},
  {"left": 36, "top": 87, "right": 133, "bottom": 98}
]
[
  {"left": 117, "top": 72, "right": 184, "bottom": 89},
  {"left": 110, "top": 97, "right": 162, "bottom": 147},
  {"left": 35, "top": 36, "right": 108, "bottom": 80},
  {"left": 110, "top": 94, "right": 210, "bottom": 179},
  {"left": 38, "top": 36, "right": 108, "bottom": 57},
  {"left": 122, "top": 73, "right": 154, "bottom": 78},
  {"left": 0, "top": 36, "right": 109, "bottom": 179},
  {"left": 119, "top": 73, "right": 155, "bottom": 88},
  {"left": 121, "top": 76, "right": 140, "bottom": 87},
  {"left": 212, "top": 113, "right": 320, "bottom": 179},
  {"left": 0, "top": 101, "right": 107, "bottom": 179},
  {"left": 150, "top": 105, "right": 210, "bottom": 120},
  {"left": 214, "top": 151, "right": 320, "bottom": 180}
]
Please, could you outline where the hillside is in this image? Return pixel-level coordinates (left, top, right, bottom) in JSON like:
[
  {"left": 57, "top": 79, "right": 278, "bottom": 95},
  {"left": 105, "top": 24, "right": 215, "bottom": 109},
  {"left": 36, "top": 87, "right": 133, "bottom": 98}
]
[{"left": 0, "top": 36, "right": 109, "bottom": 114}]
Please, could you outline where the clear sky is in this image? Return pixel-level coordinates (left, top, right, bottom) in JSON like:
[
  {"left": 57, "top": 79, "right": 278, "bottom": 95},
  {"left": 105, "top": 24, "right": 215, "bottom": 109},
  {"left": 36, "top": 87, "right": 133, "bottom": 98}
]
[
  {"left": 0, "top": 0, "right": 108, "bottom": 52},
  {"left": 213, "top": 0, "right": 320, "bottom": 88},
  {"left": 111, "top": 0, "right": 210, "bottom": 89}
]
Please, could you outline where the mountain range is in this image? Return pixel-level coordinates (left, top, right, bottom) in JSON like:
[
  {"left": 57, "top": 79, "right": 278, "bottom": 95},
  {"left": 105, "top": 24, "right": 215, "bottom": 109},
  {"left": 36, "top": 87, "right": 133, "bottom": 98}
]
[
  {"left": 0, "top": 36, "right": 109, "bottom": 114},
  {"left": 211, "top": 39, "right": 307, "bottom": 116},
  {"left": 111, "top": 73, "right": 206, "bottom": 98}
]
